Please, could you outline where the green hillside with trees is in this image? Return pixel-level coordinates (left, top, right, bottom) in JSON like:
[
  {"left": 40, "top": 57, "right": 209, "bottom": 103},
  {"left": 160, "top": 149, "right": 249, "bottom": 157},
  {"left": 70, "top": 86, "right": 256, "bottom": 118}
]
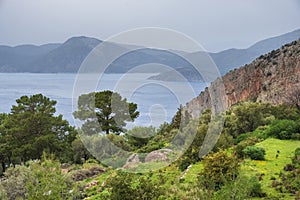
[{"left": 0, "top": 91, "right": 299, "bottom": 199}]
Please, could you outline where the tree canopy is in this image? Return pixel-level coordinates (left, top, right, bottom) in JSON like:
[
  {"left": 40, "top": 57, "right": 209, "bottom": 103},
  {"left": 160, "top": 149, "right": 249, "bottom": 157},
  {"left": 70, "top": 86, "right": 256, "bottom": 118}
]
[
  {"left": 0, "top": 94, "right": 76, "bottom": 169},
  {"left": 74, "top": 90, "right": 139, "bottom": 135}
]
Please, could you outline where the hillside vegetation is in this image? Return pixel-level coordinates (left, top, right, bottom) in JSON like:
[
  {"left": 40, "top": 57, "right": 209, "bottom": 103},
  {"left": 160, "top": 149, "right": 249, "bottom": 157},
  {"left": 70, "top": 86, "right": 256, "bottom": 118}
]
[
  {"left": 1, "top": 96, "right": 300, "bottom": 199},
  {"left": 0, "top": 39, "right": 300, "bottom": 199}
]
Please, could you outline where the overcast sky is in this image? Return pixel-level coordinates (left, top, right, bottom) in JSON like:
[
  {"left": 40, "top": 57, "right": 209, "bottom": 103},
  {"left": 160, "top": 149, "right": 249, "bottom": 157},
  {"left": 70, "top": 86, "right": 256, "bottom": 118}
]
[{"left": 0, "top": 0, "right": 300, "bottom": 52}]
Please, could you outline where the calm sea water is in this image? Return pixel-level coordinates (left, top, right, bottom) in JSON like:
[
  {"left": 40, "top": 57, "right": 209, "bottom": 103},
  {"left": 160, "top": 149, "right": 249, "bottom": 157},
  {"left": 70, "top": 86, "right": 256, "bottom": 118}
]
[{"left": 0, "top": 73, "right": 207, "bottom": 128}]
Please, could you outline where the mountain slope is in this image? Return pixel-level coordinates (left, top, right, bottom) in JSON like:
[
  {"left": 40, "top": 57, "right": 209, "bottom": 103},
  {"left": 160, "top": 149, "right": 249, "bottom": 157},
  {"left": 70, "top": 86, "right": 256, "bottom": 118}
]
[
  {"left": 185, "top": 39, "right": 300, "bottom": 118},
  {"left": 28, "top": 36, "right": 102, "bottom": 73}
]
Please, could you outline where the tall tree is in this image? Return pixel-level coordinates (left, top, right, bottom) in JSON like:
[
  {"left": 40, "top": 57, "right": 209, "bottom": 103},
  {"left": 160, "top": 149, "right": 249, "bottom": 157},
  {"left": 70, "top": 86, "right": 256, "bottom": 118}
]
[
  {"left": 74, "top": 90, "right": 139, "bottom": 135},
  {"left": 0, "top": 113, "right": 9, "bottom": 173},
  {"left": 1, "top": 94, "right": 76, "bottom": 165}
]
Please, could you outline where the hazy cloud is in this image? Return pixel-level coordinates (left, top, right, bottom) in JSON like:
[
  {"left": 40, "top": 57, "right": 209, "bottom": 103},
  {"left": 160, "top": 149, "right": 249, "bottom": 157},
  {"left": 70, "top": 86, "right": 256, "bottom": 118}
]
[{"left": 0, "top": 0, "right": 299, "bottom": 52}]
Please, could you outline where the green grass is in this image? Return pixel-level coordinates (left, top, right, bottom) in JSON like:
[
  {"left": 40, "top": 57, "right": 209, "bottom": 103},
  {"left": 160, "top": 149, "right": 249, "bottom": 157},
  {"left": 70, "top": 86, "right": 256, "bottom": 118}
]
[
  {"left": 242, "top": 138, "right": 300, "bottom": 199},
  {"left": 182, "top": 162, "right": 203, "bottom": 184},
  {"left": 123, "top": 161, "right": 170, "bottom": 173},
  {"left": 81, "top": 138, "right": 300, "bottom": 199}
]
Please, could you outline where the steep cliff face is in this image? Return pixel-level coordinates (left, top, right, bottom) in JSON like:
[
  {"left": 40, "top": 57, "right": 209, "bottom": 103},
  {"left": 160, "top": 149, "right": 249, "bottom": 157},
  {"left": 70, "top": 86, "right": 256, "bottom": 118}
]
[{"left": 185, "top": 39, "right": 300, "bottom": 118}]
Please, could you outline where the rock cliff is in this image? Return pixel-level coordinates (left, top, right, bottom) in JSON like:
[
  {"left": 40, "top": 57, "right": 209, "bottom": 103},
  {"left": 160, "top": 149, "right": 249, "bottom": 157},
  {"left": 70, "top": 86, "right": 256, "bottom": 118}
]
[{"left": 185, "top": 39, "right": 300, "bottom": 118}]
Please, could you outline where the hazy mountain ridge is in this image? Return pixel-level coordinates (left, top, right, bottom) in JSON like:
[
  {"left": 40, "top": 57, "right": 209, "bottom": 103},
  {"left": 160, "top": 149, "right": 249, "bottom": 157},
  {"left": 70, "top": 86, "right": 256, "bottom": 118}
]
[
  {"left": 0, "top": 29, "right": 300, "bottom": 75},
  {"left": 0, "top": 43, "right": 60, "bottom": 72},
  {"left": 208, "top": 28, "right": 300, "bottom": 74}
]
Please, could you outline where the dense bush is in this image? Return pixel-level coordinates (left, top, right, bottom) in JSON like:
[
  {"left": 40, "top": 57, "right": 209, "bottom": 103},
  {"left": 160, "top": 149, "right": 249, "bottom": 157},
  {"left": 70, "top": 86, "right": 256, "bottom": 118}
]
[
  {"left": 198, "top": 150, "right": 240, "bottom": 189},
  {"left": 71, "top": 137, "right": 92, "bottom": 164},
  {"left": 265, "top": 120, "right": 300, "bottom": 139},
  {"left": 225, "top": 102, "right": 274, "bottom": 137},
  {"left": 243, "top": 146, "right": 266, "bottom": 160},
  {"left": 235, "top": 137, "right": 260, "bottom": 158}
]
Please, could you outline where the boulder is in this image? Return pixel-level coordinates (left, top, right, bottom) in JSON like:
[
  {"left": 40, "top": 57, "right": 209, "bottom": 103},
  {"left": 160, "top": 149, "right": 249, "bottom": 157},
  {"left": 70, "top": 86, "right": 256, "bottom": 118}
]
[{"left": 123, "top": 153, "right": 140, "bottom": 169}]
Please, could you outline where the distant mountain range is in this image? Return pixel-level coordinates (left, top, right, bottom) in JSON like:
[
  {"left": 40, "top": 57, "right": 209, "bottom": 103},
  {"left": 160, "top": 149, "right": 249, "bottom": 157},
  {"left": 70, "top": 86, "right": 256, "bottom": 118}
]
[
  {"left": 1, "top": 29, "right": 300, "bottom": 79},
  {"left": 209, "top": 28, "right": 300, "bottom": 74}
]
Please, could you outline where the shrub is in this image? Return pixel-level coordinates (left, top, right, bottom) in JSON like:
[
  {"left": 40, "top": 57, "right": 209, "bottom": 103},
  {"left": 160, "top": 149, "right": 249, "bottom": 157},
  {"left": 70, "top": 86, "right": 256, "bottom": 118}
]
[
  {"left": 243, "top": 146, "right": 266, "bottom": 160},
  {"left": 26, "top": 156, "right": 81, "bottom": 200},
  {"left": 104, "top": 171, "right": 165, "bottom": 200},
  {"left": 265, "top": 120, "right": 299, "bottom": 139},
  {"left": 235, "top": 137, "right": 259, "bottom": 158},
  {"left": 0, "top": 165, "right": 33, "bottom": 200},
  {"left": 0, "top": 155, "right": 80, "bottom": 200},
  {"left": 248, "top": 176, "right": 265, "bottom": 197},
  {"left": 198, "top": 150, "right": 240, "bottom": 189},
  {"left": 214, "top": 175, "right": 265, "bottom": 199}
]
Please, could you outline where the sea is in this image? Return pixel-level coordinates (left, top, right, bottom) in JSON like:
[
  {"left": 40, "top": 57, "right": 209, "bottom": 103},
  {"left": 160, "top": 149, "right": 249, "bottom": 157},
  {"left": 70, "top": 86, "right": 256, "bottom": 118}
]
[{"left": 0, "top": 73, "right": 208, "bottom": 128}]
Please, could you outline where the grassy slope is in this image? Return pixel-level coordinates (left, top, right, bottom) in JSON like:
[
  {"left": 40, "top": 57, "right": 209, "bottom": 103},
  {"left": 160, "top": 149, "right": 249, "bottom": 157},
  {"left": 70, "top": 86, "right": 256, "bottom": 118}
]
[
  {"left": 84, "top": 138, "right": 299, "bottom": 199},
  {"left": 242, "top": 138, "right": 300, "bottom": 199}
]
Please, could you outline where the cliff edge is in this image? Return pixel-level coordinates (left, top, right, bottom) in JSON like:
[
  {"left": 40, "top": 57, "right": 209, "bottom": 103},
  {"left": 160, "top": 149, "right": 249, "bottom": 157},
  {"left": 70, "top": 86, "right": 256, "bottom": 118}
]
[{"left": 185, "top": 39, "right": 300, "bottom": 118}]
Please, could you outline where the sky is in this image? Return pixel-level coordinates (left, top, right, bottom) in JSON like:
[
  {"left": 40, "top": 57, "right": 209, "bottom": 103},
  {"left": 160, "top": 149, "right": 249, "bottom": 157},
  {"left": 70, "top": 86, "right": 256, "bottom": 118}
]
[{"left": 0, "top": 0, "right": 300, "bottom": 52}]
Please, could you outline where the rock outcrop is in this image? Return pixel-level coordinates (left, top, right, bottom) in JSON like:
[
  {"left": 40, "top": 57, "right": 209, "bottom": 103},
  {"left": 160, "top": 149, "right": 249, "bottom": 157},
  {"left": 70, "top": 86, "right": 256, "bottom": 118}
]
[
  {"left": 185, "top": 39, "right": 300, "bottom": 118},
  {"left": 144, "top": 149, "right": 172, "bottom": 163},
  {"left": 123, "top": 153, "right": 140, "bottom": 169}
]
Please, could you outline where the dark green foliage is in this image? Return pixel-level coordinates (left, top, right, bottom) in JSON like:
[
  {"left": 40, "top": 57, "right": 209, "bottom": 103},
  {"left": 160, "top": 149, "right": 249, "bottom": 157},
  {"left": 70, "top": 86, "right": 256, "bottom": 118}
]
[
  {"left": 243, "top": 146, "right": 266, "bottom": 160},
  {"left": 71, "top": 137, "right": 92, "bottom": 164},
  {"left": 0, "top": 113, "right": 8, "bottom": 174},
  {"left": 270, "top": 104, "right": 300, "bottom": 120},
  {"left": 74, "top": 90, "right": 139, "bottom": 135},
  {"left": 265, "top": 120, "right": 300, "bottom": 139},
  {"left": 223, "top": 102, "right": 300, "bottom": 145},
  {"left": 226, "top": 102, "right": 273, "bottom": 137},
  {"left": 0, "top": 94, "right": 76, "bottom": 167},
  {"left": 235, "top": 137, "right": 260, "bottom": 158},
  {"left": 234, "top": 126, "right": 268, "bottom": 144}
]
